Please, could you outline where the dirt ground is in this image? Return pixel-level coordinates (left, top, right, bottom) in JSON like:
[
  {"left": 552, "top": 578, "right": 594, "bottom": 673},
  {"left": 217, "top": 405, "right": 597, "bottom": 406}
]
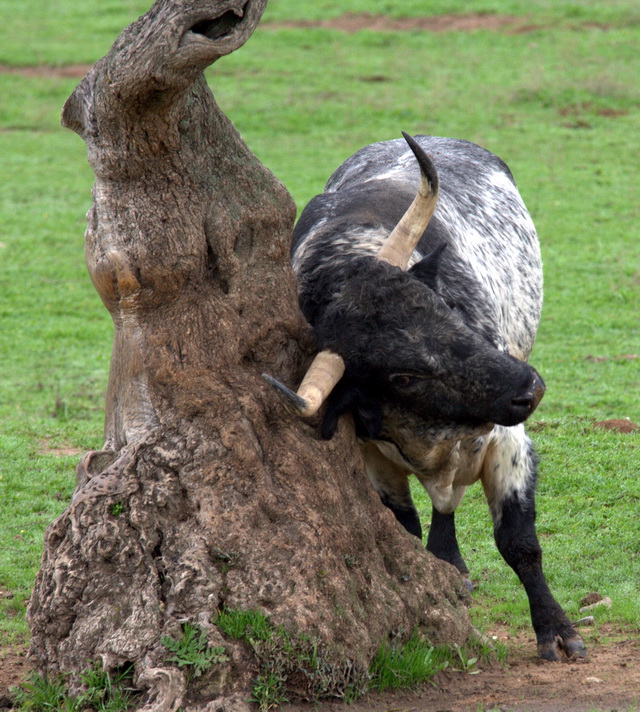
[
  {"left": 2, "top": 626, "right": 639, "bottom": 711},
  {"left": 0, "top": 648, "right": 29, "bottom": 710},
  {"left": 269, "top": 12, "right": 525, "bottom": 34},
  {"left": 265, "top": 11, "right": 610, "bottom": 35}
]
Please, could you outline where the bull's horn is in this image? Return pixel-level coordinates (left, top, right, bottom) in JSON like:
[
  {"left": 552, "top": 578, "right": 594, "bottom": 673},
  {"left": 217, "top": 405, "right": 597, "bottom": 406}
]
[
  {"left": 376, "top": 132, "right": 440, "bottom": 268},
  {"left": 262, "top": 350, "right": 345, "bottom": 417},
  {"left": 265, "top": 133, "right": 439, "bottom": 418}
]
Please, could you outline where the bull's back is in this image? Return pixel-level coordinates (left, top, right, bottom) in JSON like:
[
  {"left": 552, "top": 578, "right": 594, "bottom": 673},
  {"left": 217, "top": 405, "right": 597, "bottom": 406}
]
[{"left": 293, "top": 135, "right": 543, "bottom": 359}]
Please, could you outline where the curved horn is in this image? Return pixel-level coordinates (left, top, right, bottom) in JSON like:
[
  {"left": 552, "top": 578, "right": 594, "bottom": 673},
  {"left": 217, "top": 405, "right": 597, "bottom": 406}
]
[
  {"left": 265, "top": 133, "right": 439, "bottom": 417},
  {"left": 263, "top": 350, "right": 345, "bottom": 417},
  {"left": 376, "top": 132, "right": 440, "bottom": 268}
]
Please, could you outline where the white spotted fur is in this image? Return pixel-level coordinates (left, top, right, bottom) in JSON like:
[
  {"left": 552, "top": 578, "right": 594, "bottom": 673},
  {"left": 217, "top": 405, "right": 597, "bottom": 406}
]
[{"left": 293, "top": 135, "right": 542, "bottom": 525}]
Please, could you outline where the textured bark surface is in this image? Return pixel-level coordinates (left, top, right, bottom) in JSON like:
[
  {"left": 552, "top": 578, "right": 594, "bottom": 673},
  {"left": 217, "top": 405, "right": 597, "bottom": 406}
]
[{"left": 27, "top": 1, "right": 472, "bottom": 709}]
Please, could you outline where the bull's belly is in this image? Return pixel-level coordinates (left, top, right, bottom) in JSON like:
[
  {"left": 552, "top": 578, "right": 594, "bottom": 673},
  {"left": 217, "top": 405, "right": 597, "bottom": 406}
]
[{"left": 368, "top": 429, "right": 492, "bottom": 513}]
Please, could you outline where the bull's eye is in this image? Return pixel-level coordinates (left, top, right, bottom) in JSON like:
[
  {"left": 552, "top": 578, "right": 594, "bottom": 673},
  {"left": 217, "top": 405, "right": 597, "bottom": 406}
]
[{"left": 390, "top": 373, "right": 423, "bottom": 388}]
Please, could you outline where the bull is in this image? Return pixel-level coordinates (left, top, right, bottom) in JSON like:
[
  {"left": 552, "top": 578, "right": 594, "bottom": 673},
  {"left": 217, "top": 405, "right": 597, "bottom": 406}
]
[{"left": 265, "top": 133, "right": 586, "bottom": 661}]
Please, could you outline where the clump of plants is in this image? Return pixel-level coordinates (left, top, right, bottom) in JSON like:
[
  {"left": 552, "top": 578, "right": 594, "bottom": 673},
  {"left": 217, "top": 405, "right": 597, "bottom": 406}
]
[
  {"left": 215, "top": 607, "right": 369, "bottom": 709},
  {"left": 11, "top": 662, "right": 139, "bottom": 712},
  {"left": 161, "top": 621, "right": 229, "bottom": 681}
]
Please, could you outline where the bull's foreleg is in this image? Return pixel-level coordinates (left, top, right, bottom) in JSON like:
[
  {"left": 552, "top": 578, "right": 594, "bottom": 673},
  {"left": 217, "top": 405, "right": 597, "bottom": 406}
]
[
  {"left": 361, "top": 442, "right": 422, "bottom": 538},
  {"left": 482, "top": 427, "right": 586, "bottom": 661},
  {"left": 494, "top": 484, "right": 586, "bottom": 660},
  {"left": 426, "top": 507, "right": 472, "bottom": 590},
  {"left": 379, "top": 489, "right": 422, "bottom": 539}
]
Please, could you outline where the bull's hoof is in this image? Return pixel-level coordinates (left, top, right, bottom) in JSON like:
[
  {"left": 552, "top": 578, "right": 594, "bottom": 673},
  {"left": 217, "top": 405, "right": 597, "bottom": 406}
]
[
  {"left": 538, "top": 634, "right": 587, "bottom": 661},
  {"left": 537, "top": 639, "right": 561, "bottom": 661},
  {"left": 563, "top": 635, "right": 588, "bottom": 659}
]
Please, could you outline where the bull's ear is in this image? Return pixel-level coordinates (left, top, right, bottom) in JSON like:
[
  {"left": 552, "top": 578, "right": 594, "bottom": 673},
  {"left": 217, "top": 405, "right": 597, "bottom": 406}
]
[
  {"left": 321, "top": 381, "right": 383, "bottom": 440},
  {"left": 409, "top": 242, "right": 447, "bottom": 290}
]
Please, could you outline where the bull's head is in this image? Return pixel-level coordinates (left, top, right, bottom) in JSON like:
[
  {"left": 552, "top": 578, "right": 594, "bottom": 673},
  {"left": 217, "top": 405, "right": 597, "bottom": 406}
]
[{"left": 264, "top": 133, "right": 544, "bottom": 439}]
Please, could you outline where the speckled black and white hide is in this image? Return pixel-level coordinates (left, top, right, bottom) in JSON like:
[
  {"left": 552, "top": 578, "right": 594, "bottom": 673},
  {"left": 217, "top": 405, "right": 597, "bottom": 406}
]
[{"left": 290, "top": 135, "right": 586, "bottom": 661}]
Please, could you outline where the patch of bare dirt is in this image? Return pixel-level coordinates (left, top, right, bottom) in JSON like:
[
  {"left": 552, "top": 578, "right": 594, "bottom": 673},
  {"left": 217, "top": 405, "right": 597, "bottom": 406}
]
[
  {"left": 267, "top": 12, "right": 527, "bottom": 34},
  {"left": 587, "top": 354, "right": 640, "bottom": 364},
  {"left": 266, "top": 13, "right": 614, "bottom": 36},
  {"left": 3, "top": 629, "right": 639, "bottom": 710},
  {"left": 594, "top": 419, "right": 640, "bottom": 434},
  {"left": 0, "top": 647, "right": 29, "bottom": 709},
  {"left": 558, "top": 104, "right": 630, "bottom": 129},
  {"left": 0, "top": 63, "right": 93, "bottom": 79},
  {"left": 37, "top": 438, "right": 84, "bottom": 457}
]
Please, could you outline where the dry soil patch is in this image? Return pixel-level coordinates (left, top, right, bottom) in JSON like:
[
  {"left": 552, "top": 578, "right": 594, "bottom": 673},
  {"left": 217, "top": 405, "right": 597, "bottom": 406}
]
[{"left": 267, "top": 12, "right": 526, "bottom": 34}]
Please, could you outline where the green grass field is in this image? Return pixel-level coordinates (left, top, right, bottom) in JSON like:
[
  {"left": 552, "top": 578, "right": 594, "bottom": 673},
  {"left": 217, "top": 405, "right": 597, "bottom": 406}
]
[{"left": 1, "top": 0, "right": 639, "bottom": 661}]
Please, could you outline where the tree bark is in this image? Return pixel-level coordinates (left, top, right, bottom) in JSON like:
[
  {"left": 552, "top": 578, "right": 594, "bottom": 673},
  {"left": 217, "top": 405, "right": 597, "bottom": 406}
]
[{"left": 27, "top": 1, "right": 471, "bottom": 708}]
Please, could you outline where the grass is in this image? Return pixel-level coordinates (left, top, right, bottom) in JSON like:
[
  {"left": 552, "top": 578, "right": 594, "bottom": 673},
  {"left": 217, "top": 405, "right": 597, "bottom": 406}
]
[
  {"left": 369, "top": 635, "right": 471, "bottom": 692},
  {"left": 0, "top": 0, "right": 639, "bottom": 681}
]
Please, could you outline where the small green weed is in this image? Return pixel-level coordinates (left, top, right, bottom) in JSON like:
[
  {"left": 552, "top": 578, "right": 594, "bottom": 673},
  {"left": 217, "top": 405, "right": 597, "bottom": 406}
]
[
  {"left": 453, "top": 644, "right": 480, "bottom": 674},
  {"left": 161, "top": 622, "right": 229, "bottom": 680},
  {"left": 470, "top": 634, "right": 509, "bottom": 666},
  {"left": 79, "top": 662, "right": 138, "bottom": 711},
  {"left": 109, "top": 501, "right": 124, "bottom": 517},
  {"left": 211, "top": 547, "right": 240, "bottom": 573},
  {"left": 248, "top": 670, "right": 289, "bottom": 712},
  {"left": 216, "top": 608, "right": 299, "bottom": 707}
]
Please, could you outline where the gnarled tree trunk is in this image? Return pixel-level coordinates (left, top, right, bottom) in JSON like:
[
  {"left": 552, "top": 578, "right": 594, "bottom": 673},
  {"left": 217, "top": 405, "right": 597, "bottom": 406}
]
[{"left": 27, "top": 1, "right": 471, "bottom": 709}]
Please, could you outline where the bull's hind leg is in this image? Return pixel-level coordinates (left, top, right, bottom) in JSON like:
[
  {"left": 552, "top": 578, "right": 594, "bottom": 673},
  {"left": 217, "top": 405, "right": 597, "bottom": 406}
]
[{"left": 482, "top": 426, "right": 586, "bottom": 661}]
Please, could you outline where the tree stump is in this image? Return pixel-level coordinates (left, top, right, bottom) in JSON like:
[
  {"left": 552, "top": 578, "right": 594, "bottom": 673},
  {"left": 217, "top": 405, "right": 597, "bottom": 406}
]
[{"left": 27, "top": 1, "right": 472, "bottom": 709}]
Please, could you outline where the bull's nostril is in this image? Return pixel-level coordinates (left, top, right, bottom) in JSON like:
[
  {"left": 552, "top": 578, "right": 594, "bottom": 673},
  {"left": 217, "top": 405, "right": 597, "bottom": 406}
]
[
  {"left": 531, "top": 377, "right": 545, "bottom": 411},
  {"left": 511, "top": 378, "right": 544, "bottom": 417}
]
